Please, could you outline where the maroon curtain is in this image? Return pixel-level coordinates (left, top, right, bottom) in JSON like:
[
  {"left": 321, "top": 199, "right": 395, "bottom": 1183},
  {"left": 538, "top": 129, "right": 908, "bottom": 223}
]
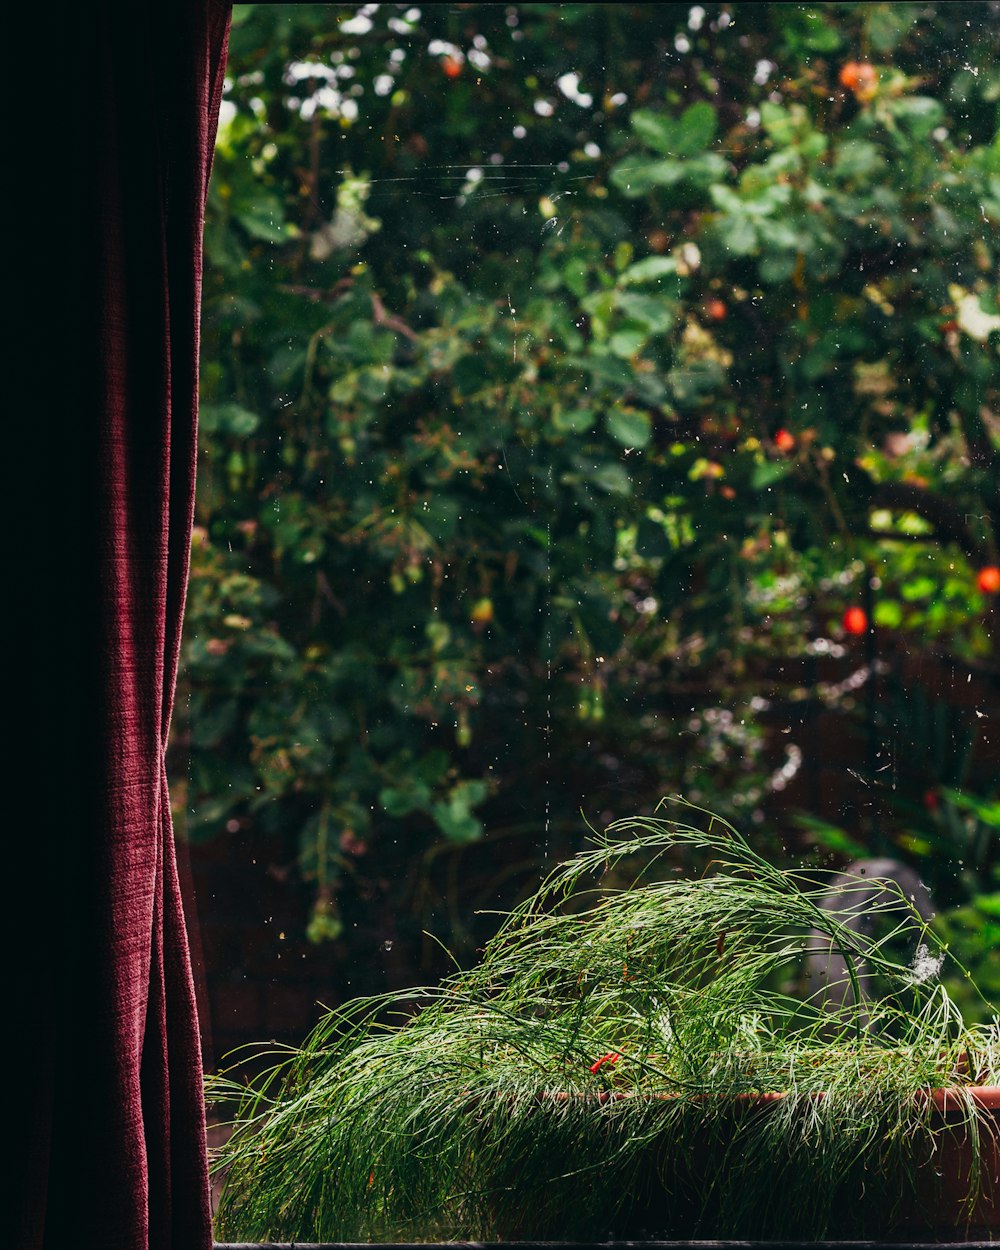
[{"left": 18, "top": 4, "right": 230, "bottom": 1248}]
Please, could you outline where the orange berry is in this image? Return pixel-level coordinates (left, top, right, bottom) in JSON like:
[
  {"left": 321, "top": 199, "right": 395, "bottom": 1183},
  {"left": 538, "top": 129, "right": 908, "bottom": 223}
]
[
  {"left": 441, "top": 56, "right": 462, "bottom": 79},
  {"left": 705, "top": 298, "right": 727, "bottom": 322},
  {"left": 842, "top": 606, "right": 868, "bottom": 636},
  {"left": 977, "top": 566, "right": 1000, "bottom": 594},
  {"left": 774, "top": 428, "right": 796, "bottom": 453},
  {"left": 470, "top": 596, "right": 494, "bottom": 625}
]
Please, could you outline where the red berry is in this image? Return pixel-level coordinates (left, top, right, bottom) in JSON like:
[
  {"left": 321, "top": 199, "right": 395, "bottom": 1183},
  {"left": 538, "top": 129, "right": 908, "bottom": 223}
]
[
  {"left": 839, "top": 62, "right": 877, "bottom": 100},
  {"left": 441, "top": 56, "right": 462, "bottom": 79},
  {"left": 705, "top": 298, "right": 727, "bottom": 322},
  {"left": 842, "top": 606, "right": 868, "bottom": 635},
  {"left": 977, "top": 566, "right": 1000, "bottom": 594},
  {"left": 774, "top": 428, "right": 795, "bottom": 453}
]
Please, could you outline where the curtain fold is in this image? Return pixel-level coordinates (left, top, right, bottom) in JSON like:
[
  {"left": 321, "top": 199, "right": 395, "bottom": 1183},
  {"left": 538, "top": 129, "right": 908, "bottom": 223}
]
[{"left": 19, "top": 4, "right": 231, "bottom": 1248}]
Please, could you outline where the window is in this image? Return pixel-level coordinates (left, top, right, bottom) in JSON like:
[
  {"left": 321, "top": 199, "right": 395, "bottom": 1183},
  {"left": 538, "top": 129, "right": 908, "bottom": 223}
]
[{"left": 178, "top": 3, "right": 1000, "bottom": 1239}]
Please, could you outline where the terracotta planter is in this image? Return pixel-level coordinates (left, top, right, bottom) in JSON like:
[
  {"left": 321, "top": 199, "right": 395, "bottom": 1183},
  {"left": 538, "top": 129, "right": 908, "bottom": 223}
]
[
  {"left": 658, "top": 1084, "right": 999, "bottom": 1240},
  {"left": 715, "top": 1084, "right": 1000, "bottom": 1238},
  {"left": 907, "top": 1085, "right": 1000, "bottom": 1236},
  {"left": 490, "top": 1085, "right": 1000, "bottom": 1240}
]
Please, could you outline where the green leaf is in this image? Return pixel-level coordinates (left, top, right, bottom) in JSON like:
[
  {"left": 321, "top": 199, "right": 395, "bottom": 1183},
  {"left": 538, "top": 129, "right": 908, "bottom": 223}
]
[
  {"left": 452, "top": 779, "right": 488, "bottom": 807},
  {"left": 379, "top": 782, "right": 432, "bottom": 817},
  {"left": 580, "top": 354, "right": 636, "bottom": 390},
  {"left": 553, "top": 407, "right": 596, "bottom": 434},
  {"left": 561, "top": 258, "right": 590, "bottom": 297},
  {"left": 709, "top": 184, "right": 743, "bottom": 214},
  {"left": 685, "top": 152, "right": 729, "bottom": 188},
  {"left": 833, "top": 140, "right": 882, "bottom": 181},
  {"left": 329, "top": 373, "right": 358, "bottom": 403},
  {"left": 867, "top": 4, "right": 913, "bottom": 53},
  {"left": 425, "top": 620, "right": 451, "bottom": 652},
  {"left": 718, "top": 214, "right": 757, "bottom": 256},
  {"left": 794, "top": 814, "right": 868, "bottom": 859},
  {"left": 235, "top": 198, "right": 287, "bottom": 243},
  {"left": 357, "top": 366, "right": 392, "bottom": 403},
  {"left": 586, "top": 461, "right": 633, "bottom": 495},
  {"left": 887, "top": 95, "right": 945, "bottom": 140},
  {"left": 606, "top": 406, "right": 652, "bottom": 448},
  {"left": 631, "top": 109, "right": 682, "bottom": 154},
  {"left": 760, "top": 101, "right": 797, "bottom": 145},
  {"left": 631, "top": 101, "right": 716, "bottom": 157},
  {"left": 974, "top": 892, "right": 1000, "bottom": 919},
  {"left": 873, "top": 599, "right": 903, "bottom": 628},
  {"left": 619, "top": 256, "right": 679, "bottom": 285},
  {"left": 431, "top": 805, "right": 480, "bottom": 843},
  {"left": 900, "top": 575, "right": 936, "bottom": 602},
  {"left": 616, "top": 291, "right": 675, "bottom": 332},
  {"left": 609, "top": 158, "right": 686, "bottom": 197},
  {"left": 305, "top": 899, "right": 343, "bottom": 944},
  {"left": 609, "top": 326, "right": 648, "bottom": 358},
  {"left": 940, "top": 790, "right": 1000, "bottom": 828},
  {"left": 750, "top": 460, "right": 791, "bottom": 490},
  {"left": 782, "top": 7, "right": 842, "bottom": 53}
]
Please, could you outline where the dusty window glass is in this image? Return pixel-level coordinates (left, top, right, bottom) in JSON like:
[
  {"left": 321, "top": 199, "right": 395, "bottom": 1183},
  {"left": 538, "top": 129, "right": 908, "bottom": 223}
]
[{"left": 175, "top": 2, "right": 1000, "bottom": 1240}]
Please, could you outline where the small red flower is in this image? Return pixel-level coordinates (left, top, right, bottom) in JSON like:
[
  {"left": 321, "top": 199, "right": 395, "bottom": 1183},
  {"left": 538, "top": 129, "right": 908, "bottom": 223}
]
[
  {"left": 589, "top": 1052, "right": 621, "bottom": 1074},
  {"left": 842, "top": 606, "right": 868, "bottom": 636}
]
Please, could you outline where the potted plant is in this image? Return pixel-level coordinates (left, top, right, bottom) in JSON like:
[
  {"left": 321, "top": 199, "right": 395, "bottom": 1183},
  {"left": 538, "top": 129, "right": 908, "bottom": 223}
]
[{"left": 210, "top": 804, "right": 999, "bottom": 1241}]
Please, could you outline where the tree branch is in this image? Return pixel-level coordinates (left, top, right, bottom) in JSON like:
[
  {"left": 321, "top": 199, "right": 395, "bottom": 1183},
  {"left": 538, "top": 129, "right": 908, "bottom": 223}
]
[{"left": 371, "top": 291, "right": 419, "bottom": 341}]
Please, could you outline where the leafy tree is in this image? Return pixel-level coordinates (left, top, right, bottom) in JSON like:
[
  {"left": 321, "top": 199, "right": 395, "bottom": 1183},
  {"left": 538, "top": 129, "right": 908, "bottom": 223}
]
[{"left": 183, "top": 2, "right": 999, "bottom": 985}]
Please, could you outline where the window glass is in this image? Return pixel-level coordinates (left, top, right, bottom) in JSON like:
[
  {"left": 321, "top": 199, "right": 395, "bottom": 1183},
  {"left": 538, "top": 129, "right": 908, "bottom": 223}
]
[{"left": 177, "top": 3, "right": 999, "bottom": 1231}]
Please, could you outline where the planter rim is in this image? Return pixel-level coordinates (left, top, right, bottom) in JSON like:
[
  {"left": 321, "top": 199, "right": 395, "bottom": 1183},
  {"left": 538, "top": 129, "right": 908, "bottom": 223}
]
[
  {"left": 930, "top": 1085, "right": 1000, "bottom": 1110},
  {"left": 539, "top": 1084, "right": 1000, "bottom": 1109}
]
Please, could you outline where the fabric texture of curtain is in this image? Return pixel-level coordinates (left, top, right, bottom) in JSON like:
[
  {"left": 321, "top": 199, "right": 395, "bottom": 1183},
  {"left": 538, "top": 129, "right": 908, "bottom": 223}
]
[{"left": 18, "top": 4, "right": 231, "bottom": 1248}]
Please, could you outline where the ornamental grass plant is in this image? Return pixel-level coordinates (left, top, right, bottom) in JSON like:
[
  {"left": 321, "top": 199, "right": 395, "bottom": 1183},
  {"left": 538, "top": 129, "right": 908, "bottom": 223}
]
[{"left": 210, "top": 803, "right": 999, "bottom": 1241}]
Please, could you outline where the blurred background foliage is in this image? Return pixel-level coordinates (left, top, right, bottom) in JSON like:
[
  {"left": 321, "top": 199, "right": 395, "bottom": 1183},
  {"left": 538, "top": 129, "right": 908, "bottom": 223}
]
[{"left": 179, "top": 2, "right": 999, "bottom": 1016}]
